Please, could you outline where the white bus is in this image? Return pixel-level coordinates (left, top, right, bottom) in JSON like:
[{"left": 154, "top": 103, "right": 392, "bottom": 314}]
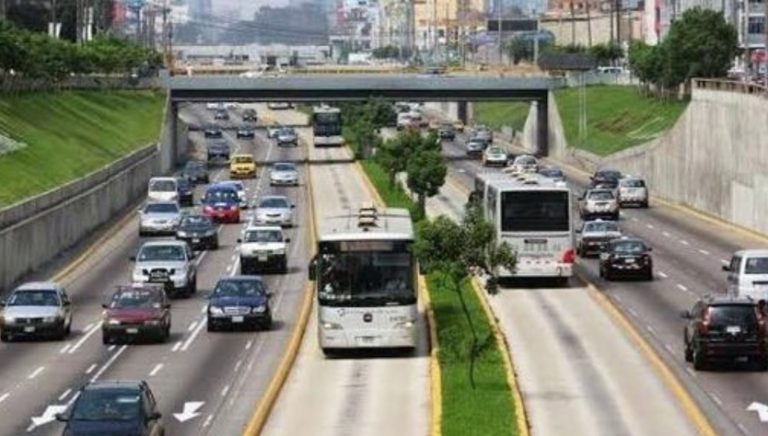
[
  {"left": 470, "top": 172, "right": 574, "bottom": 282},
  {"left": 309, "top": 204, "right": 417, "bottom": 354},
  {"left": 312, "top": 105, "right": 344, "bottom": 147}
]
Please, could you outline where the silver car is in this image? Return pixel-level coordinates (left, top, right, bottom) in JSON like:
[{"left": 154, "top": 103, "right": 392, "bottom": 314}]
[
  {"left": 270, "top": 162, "right": 299, "bottom": 186},
  {"left": 267, "top": 125, "right": 282, "bottom": 139},
  {"left": 276, "top": 128, "right": 298, "bottom": 146},
  {"left": 618, "top": 176, "right": 649, "bottom": 208},
  {"left": 576, "top": 220, "right": 623, "bottom": 257},
  {"left": 253, "top": 195, "right": 295, "bottom": 227},
  {"left": 472, "top": 125, "right": 493, "bottom": 143},
  {"left": 579, "top": 189, "right": 620, "bottom": 221},
  {"left": 139, "top": 201, "right": 182, "bottom": 236},
  {"left": 0, "top": 282, "right": 72, "bottom": 341},
  {"left": 131, "top": 241, "right": 198, "bottom": 298},
  {"left": 466, "top": 138, "right": 487, "bottom": 155}
]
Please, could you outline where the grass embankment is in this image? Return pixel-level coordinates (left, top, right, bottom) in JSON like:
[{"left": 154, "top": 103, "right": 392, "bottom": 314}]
[
  {"left": 361, "top": 159, "right": 519, "bottom": 436},
  {"left": 556, "top": 86, "right": 687, "bottom": 156},
  {"left": 0, "top": 90, "right": 165, "bottom": 206},
  {"left": 473, "top": 102, "right": 531, "bottom": 133}
]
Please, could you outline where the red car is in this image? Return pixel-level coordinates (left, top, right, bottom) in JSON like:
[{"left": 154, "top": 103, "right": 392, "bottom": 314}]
[
  {"left": 102, "top": 285, "right": 171, "bottom": 344},
  {"left": 201, "top": 185, "right": 241, "bottom": 223}
]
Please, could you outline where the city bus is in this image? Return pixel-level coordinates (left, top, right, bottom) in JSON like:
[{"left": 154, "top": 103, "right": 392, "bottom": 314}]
[
  {"left": 312, "top": 105, "right": 344, "bottom": 147},
  {"left": 469, "top": 172, "right": 574, "bottom": 282},
  {"left": 309, "top": 203, "right": 417, "bottom": 354}
]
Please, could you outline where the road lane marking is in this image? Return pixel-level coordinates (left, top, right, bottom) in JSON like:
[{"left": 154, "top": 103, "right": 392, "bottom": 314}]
[
  {"left": 647, "top": 224, "right": 654, "bottom": 229},
  {"left": 83, "top": 323, "right": 93, "bottom": 332},
  {"left": 188, "top": 321, "right": 198, "bottom": 332},
  {"left": 180, "top": 318, "right": 207, "bottom": 352},
  {"left": 221, "top": 385, "right": 230, "bottom": 397},
  {"left": 203, "top": 414, "right": 214, "bottom": 428},
  {"left": 628, "top": 308, "right": 639, "bottom": 317},
  {"left": 658, "top": 271, "right": 668, "bottom": 278},
  {"left": 68, "top": 321, "right": 103, "bottom": 354},
  {"left": 172, "top": 341, "right": 183, "bottom": 352},
  {"left": 663, "top": 231, "right": 671, "bottom": 237},
  {"left": 0, "top": 393, "right": 9, "bottom": 403},
  {"left": 698, "top": 249, "right": 710, "bottom": 255},
  {"left": 245, "top": 339, "right": 253, "bottom": 350},
  {"left": 27, "top": 367, "right": 44, "bottom": 380},
  {"left": 681, "top": 240, "right": 690, "bottom": 245},
  {"left": 149, "top": 364, "right": 164, "bottom": 377},
  {"left": 108, "top": 345, "right": 116, "bottom": 352},
  {"left": 234, "top": 359, "right": 243, "bottom": 372},
  {"left": 631, "top": 217, "right": 639, "bottom": 222},
  {"left": 645, "top": 325, "right": 656, "bottom": 335},
  {"left": 721, "top": 259, "right": 729, "bottom": 264},
  {"left": 59, "top": 344, "right": 71, "bottom": 354},
  {"left": 664, "top": 344, "right": 674, "bottom": 353},
  {"left": 200, "top": 305, "right": 207, "bottom": 314},
  {"left": 677, "top": 284, "right": 689, "bottom": 292},
  {"left": 90, "top": 345, "right": 127, "bottom": 382},
  {"left": 710, "top": 393, "right": 723, "bottom": 406},
  {"left": 85, "top": 364, "right": 97, "bottom": 374},
  {"left": 58, "top": 389, "right": 72, "bottom": 402}
]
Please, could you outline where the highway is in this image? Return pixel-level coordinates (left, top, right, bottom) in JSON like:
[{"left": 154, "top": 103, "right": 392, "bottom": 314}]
[
  {"left": 429, "top": 119, "right": 767, "bottom": 435},
  {"left": 0, "top": 104, "right": 312, "bottom": 435},
  {"left": 262, "top": 126, "right": 430, "bottom": 436}
]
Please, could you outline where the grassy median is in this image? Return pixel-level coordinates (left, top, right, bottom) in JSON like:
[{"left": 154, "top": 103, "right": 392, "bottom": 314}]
[
  {"left": 474, "top": 102, "right": 531, "bottom": 133},
  {"left": 361, "top": 159, "right": 519, "bottom": 436},
  {"left": 0, "top": 90, "right": 165, "bottom": 206}
]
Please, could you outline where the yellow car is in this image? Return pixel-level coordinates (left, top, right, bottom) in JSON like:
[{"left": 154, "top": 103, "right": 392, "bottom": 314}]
[
  {"left": 453, "top": 120, "right": 465, "bottom": 132},
  {"left": 229, "top": 154, "right": 257, "bottom": 178}
]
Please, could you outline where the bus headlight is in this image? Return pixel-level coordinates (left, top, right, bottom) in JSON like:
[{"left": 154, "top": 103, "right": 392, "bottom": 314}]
[
  {"left": 393, "top": 321, "right": 415, "bottom": 329},
  {"left": 322, "top": 322, "right": 343, "bottom": 330}
]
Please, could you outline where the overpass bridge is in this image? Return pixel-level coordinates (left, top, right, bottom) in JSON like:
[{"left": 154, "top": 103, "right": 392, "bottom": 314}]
[{"left": 162, "top": 73, "right": 559, "bottom": 156}]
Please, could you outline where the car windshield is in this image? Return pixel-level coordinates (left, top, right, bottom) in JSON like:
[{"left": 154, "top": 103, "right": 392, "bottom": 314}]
[
  {"left": 708, "top": 305, "right": 758, "bottom": 329},
  {"left": 259, "top": 198, "right": 288, "bottom": 209},
  {"left": 206, "top": 124, "right": 219, "bottom": 130},
  {"left": 621, "top": 179, "right": 646, "bottom": 188},
  {"left": 279, "top": 128, "right": 295, "bottom": 135},
  {"left": 584, "top": 222, "right": 619, "bottom": 233},
  {"left": 612, "top": 241, "right": 646, "bottom": 254},
  {"left": 176, "top": 179, "right": 191, "bottom": 190},
  {"left": 234, "top": 156, "right": 252, "bottom": 164},
  {"left": 540, "top": 168, "right": 564, "bottom": 178},
  {"left": 744, "top": 257, "right": 768, "bottom": 274},
  {"left": 184, "top": 162, "right": 204, "bottom": 171},
  {"left": 597, "top": 170, "right": 622, "bottom": 180},
  {"left": 149, "top": 180, "right": 175, "bottom": 192},
  {"left": 224, "top": 182, "right": 244, "bottom": 191},
  {"left": 181, "top": 215, "right": 211, "bottom": 227},
  {"left": 138, "top": 245, "right": 185, "bottom": 261},
  {"left": 8, "top": 290, "right": 59, "bottom": 306},
  {"left": 110, "top": 290, "right": 163, "bottom": 309},
  {"left": 515, "top": 156, "right": 535, "bottom": 165},
  {"left": 213, "top": 279, "right": 265, "bottom": 297},
  {"left": 204, "top": 190, "right": 238, "bottom": 203},
  {"left": 488, "top": 147, "right": 504, "bottom": 154},
  {"left": 274, "top": 163, "right": 295, "bottom": 172},
  {"left": 71, "top": 389, "right": 141, "bottom": 422},
  {"left": 244, "top": 229, "right": 282, "bottom": 243},
  {"left": 145, "top": 203, "right": 179, "bottom": 214},
  {"left": 588, "top": 191, "right": 615, "bottom": 200}
]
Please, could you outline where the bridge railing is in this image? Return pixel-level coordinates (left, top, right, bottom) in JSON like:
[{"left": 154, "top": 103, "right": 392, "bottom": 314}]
[{"left": 693, "top": 78, "right": 768, "bottom": 97}]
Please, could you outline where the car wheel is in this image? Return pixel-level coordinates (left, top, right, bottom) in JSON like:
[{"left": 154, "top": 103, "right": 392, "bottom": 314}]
[
  {"left": 684, "top": 344, "right": 693, "bottom": 362},
  {"left": 207, "top": 319, "right": 216, "bottom": 332},
  {"left": 65, "top": 321, "right": 71, "bottom": 336},
  {"left": 190, "top": 277, "right": 197, "bottom": 295},
  {"left": 102, "top": 333, "right": 111, "bottom": 345},
  {"left": 281, "top": 260, "right": 288, "bottom": 274},
  {"left": 211, "top": 239, "right": 219, "bottom": 250},
  {"left": 692, "top": 347, "right": 707, "bottom": 370},
  {"left": 262, "top": 314, "right": 273, "bottom": 331},
  {"left": 605, "top": 268, "right": 614, "bottom": 281},
  {"left": 162, "top": 325, "right": 171, "bottom": 342},
  {"left": 642, "top": 200, "right": 649, "bottom": 208},
  {"left": 598, "top": 266, "right": 604, "bottom": 278},
  {"left": 56, "top": 326, "right": 67, "bottom": 341},
  {"left": 0, "top": 331, "right": 9, "bottom": 343},
  {"left": 139, "top": 230, "right": 146, "bottom": 237}
]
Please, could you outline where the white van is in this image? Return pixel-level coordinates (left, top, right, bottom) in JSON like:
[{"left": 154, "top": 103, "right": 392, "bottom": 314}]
[
  {"left": 724, "top": 249, "right": 768, "bottom": 301},
  {"left": 397, "top": 113, "right": 413, "bottom": 130},
  {"left": 147, "top": 177, "right": 178, "bottom": 202}
]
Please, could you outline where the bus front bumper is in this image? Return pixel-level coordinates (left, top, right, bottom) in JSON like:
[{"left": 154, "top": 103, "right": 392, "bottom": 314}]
[{"left": 319, "top": 326, "right": 417, "bottom": 349}]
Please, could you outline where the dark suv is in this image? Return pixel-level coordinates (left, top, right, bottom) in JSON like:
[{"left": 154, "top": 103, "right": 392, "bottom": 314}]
[
  {"left": 56, "top": 380, "right": 164, "bottom": 435},
  {"left": 682, "top": 296, "right": 768, "bottom": 370},
  {"left": 598, "top": 237, "right": 653, "bottom": 281}
]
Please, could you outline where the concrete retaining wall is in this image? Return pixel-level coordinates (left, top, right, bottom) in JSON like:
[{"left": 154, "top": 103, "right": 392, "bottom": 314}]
[{"left": 0, "top": 93, "right": 181, "bottom": 291}]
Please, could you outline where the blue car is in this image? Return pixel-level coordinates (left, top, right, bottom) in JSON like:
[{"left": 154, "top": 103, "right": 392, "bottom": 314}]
[
  {"left": 207, "top": 276, "right": 273, "bottom": 331},
  {"left": 56, "top": 380, "right": 163, "bottom": 436}
]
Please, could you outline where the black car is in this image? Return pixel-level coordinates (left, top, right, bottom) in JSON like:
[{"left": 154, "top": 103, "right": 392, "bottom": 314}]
[
  {"left": 204, "top": 124, "right": 223, "bottom": 138},
  {"left": 437, "top": 123, "right": 456, "bottom": 140},
  {"left": 214, "top": 109, "right": 229, "bottom": 121},
  {"left": 56, "top": 380, "right": 164, "bottom": 436},
  {"left": 236, "top": 125, "right": 256, "bottom": 139},
  {"left": 207, "top": 139, "right": 230, "bottom": 163},
  {"left": 242, "top": 108, "right": 257, "bottom": 122},
  {"left": 176, "top": 214, "right": 219, "bottom": 250},
  {"left": 207, "top": 276, "right": 273, "bottom": 331},
  {"left": 181, "top": 160, "right": 209, "bottom": 184},
  {"left": 682, "top": 296, "right": 768, "bottom": 370},
  {"left": 590, "top": 168, "right": 622, "bottom": 189},
  {"left": 598, "top": 238, "right": 653, "bottom": 281},
  {"left": 175, "top": 177, "right": 194, "bottom": 207}
]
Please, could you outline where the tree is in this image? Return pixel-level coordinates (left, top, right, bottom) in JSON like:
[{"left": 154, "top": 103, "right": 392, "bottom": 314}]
[
  {"left": 506, "top": 37, "right": 533, "bottom": 65},
  {"left": 628, "top": 41, "right": 663, "bottom": 94},
  {"left": 406, "top": 150, "right": 447, "bottom": 217},
  {"left": 590, "top": 43, "right": 623, "bottom": 66}
]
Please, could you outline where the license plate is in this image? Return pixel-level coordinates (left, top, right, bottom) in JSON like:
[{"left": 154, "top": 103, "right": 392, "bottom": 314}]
[
  {"left": 23, "top": 326, "right": 35, "bottom": 333},
  {"left": 258, "top": 254, "right": 268, "bottom": 262},
  {"left": 232, "top": 316, "right": 244, "bottom": 323},
  {"left": 357, "top": 336, "right": 375, "bottom": 345},
  {"left": 726, "top": 325, "right": 742, "bottom": 335},
  {"left": 626, "top": 258, "right": 636, "bottom": 264},
  {"left": 126, "top": 328, "right": 139, "bottom": 334}
]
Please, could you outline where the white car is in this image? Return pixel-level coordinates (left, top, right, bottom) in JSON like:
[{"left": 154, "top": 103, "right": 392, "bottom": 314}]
[
  {"left": 239, "top": 226, "right": 290, "bottom": 274},
  {"left": 219, "top": 181, "right": 248, "bottom": 209},
  {"left": 618, "top": 176, "right": 649, "bottom": 208},
  {"left": 270, "top": 162, "right": 299, "bottom": 186},
  {"left": 267, "top": 125, "right": 282, "bottom": 139},
  {"left": 724, "top": 249, "right": 768, "bottom": 301},
  {"left": 482, "top": 146, "right": 508, "bottom": 166},
  {"left": 131, "top": 240, "right": 197, "bottom": 297},
  {"left": 139, "top": 201, "right": 182, "bottom": 236},
  {"left": 510, "top": 155, "right": 539, "bottom": 173},
  {"left": 253, "top": 195, "right": 294, "bottom": 227},
  {"left": 267, "top": 102, "right": 292, "bottom": 110},
  {"left": 147, "top": 177, "right": 178, "bottom": 202}
]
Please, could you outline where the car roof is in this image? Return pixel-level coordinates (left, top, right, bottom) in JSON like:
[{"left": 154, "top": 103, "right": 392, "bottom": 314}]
[
  {"left": 146, "top": 200, "right": 179, "bottom": 206},
  {"left": 15, "top": 282, "right": 61, "bottom": 291},
  {"left": 245, "top": 225, "right": 283, "bottom": 232},
  {"left": 206, "top": 184, "right": 238, "bottom": 192},
  {"left": 273, "top": 162, "right": 296, "bottom": 167},
  {"left": 218, "top": 275, "right": 264, "bottom": 283},
  {"left": 82, "top": 380, "right": 146, "bottom": 392},
  {"left": 732, "top": 249, "right": 768, "bottom": 257},
  {"left": 610, "top": 237, "right": 645, "bottom": 245},
  {"left": 587, "top": 189, "right": 614, "bottom": 194},
  {"left": 139, "top": 240, "right": 188, "bottom": 248},
  {"left": 232, "top": 153, "right": 253, "bottom": 158},
  {"left": 703, "top": 295, "right": 757, "bottom": 305}
]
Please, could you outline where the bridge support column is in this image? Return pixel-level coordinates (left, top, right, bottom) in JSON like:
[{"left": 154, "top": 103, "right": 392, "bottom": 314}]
[
  {"left": 457, "top": 101, "right": 469, "bottom": 125},
  {"left": 160, "top": 97, "right": 178, "bottom": 174},
  {"left": 536, "top": 96, "right": 549, "bottom": 157}
]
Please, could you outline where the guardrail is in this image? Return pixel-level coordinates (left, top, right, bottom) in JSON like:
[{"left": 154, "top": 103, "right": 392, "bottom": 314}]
[{"left": 693, "top": 78, "right": 768, "bottom": 97}]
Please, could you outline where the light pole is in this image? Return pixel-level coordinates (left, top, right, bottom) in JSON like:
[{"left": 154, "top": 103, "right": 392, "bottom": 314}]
[{"left": 497, "top": 0, "right": 503, "bottom": 65}]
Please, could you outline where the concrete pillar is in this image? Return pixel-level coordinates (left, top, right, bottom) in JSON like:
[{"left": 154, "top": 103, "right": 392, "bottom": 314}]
[
  {"left": 457, "top": 101, "right": 469, "bottom": 124},
  {"left": 536, "top": 97, "right": 549, "bottom": 157},
  {"left": 159, "top": 97, "right": 178, "bottom": 174}
]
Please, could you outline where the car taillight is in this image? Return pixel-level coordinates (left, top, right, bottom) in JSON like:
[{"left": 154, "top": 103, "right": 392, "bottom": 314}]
[
  {"left": 561, "top": 249, "right": 575, "bottom": 264},
  {"left": 203, "top": 205, "right": 213, "bottom": 212},
  {"left": 700, "top": 307, "right": 711, "bottom": 334}
]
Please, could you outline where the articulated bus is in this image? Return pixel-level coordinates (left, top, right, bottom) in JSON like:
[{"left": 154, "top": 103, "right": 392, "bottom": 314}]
[
  {"left": 312, "top": 105, "right": 344, "bottom": 147},
  {"left": 470, "top": 172, "right": 574, "bottom": 282},
  {"left": 309, "top": 204, "right": 417, "bottom": 355}
]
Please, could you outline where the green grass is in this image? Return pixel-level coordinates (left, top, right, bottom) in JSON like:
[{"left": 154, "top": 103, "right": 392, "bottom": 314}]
[
  {"left": 360, "top": 158, "right": 519, "bottom": 436},
  {"left": 428, "top": 272, "right": 518, "bottom": 436},
  {"left": 473, "top": 102, "right": 531, "bottom": 132},
  {"left": 555, "top": 85, "right": 687, "bottom": 156},
  {"left": 0, "top": 90, "right": 165, "bottom": 206}
]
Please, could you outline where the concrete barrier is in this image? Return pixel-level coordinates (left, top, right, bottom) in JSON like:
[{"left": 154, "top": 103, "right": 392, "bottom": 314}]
[{"left": 0, "top": 93, "right": 181, "bottom": 292}]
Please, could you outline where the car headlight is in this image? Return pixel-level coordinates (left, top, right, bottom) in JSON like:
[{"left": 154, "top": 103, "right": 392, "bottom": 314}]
[
  {"left": 322, "top": 322, "right": 343, "bottom": 330},
  {"left": 177, "top": 231, "right": 189, "bottom": 237},
  {"left": 272, "top": 248, "right": 285, "bottom": 255},
  {"left": 144, "top": 319, "right": 162, "bottom": 326},
  {"left": 4, "top": 316, "right": 15, "bottom": 324},
  {"left": 393, "top": 321, "right": 415, "bottom": 329},
  {"left": 252, "top": 305, "right": 267, "bottom": 313},
  {"left": 209, "top": 306, "right": 224, "bottom": 315},
  {"left": 205, "top": 229, "right": 217, "bottom": 236},
  {"left": 43, "top": 316, "right": 58, "bottom": 323},
  {"left": 108, "top": 319, "right": 121, "bottom": 325}
]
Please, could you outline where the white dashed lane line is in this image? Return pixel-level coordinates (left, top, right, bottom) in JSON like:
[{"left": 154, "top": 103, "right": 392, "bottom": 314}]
[
  {"left": 680, "top": 240, "right": 690, "bottom": 246},
  {"left": 187, "top": 321, "right": 198, "bottom": 332},
  {"left": 58, "top": 388, "right": 72, "bottom": 402},
  {"left": 646, "top": 224, "right": 654, "bottom": 229},
  {"left": 677, "top": 284, "right": 689, "bottom": 292},
  {"left": 698, "top": 249, "right": 710, "bottom": 256},
  {"left": 149, "top": 364, "right": 164, "bottom": 377},
  {"left": 26, "top": 367, "right": 44, "bottom": 380},
  {"left": 0, "top": 393, "right": 9, "bottom": 404},
  {"left": 662, "top": 231, "right": 671, "bottom": 237},
  {"left": 84, "top": 364, "right": 97, "bottom": 375},
  {"left": 657, "top": 271, "right": 669, "bottom": 278}
]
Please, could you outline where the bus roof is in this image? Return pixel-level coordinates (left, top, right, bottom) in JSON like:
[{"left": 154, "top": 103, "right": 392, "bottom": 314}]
[
  {"left": 313, "top": 105, "right": 341, "bottom": 114},
  {"left": 475, "top": 171, "right": 568, "bottom": 191},
  {"left": 318, "top": 207, "right": 414, "bottom": 242}
]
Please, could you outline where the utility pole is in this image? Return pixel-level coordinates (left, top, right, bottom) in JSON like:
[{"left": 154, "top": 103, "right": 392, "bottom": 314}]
[
  {"left": 586, "top": 0, "right": 592, "bottom": 47},
  {"left": 497, "top": 0, "right": 503, "bottom": 64},
  {"left": 764, "top": 0, "right": 768, "bottom": 86},
  {"left": 569, "top": 1, "right": 576, "bottom": 45},
  {"left": 615, "top": 0, "right": 622, "bottom": 47}
]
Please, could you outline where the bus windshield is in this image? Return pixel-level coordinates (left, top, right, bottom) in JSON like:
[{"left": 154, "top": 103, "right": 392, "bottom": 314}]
[
  {"left": 313, "top": 112, "right": 342, "bottom": 135},
  {"left": 317, "top": 247, "right": 415, "bottom": 306},
  {"left": 501, "top": 191, "right": 570, "bottom": 232}
]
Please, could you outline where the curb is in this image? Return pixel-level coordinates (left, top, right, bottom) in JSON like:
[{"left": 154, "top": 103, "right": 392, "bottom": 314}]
[
  {"left": 470, "top": 278, "right": 531, "bottom": 436},
  {"left": 241, "top": 158, "right": 318, "bottom": 436}
]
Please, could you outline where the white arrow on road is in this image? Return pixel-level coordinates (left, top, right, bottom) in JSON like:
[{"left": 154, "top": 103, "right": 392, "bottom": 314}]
[
  {"left": 173, "top": 401, "right": 205, "bottom": 422},
  {"left": 30, "top": 405, "right": 68, "bottom": 428},
  {"left": 747, "top": 402, "right": 768, "bottom": 422}
]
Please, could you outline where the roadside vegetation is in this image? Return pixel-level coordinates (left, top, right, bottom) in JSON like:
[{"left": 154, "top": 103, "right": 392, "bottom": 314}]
[
  {"left": 355, "top": 105, "right": 520, "bottom": 434},
  {"left": 0, "top": 90, "right": 165, "bottom": 206},
  {"left": 473, "top": 102, "right": 530, "bottom": 132}
]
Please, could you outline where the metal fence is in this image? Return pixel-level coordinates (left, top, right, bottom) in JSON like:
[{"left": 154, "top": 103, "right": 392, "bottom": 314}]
[
  {"left": 0, "top": 75, "right": 161, "bottom": 93},
  {"left": 693, "top": 78, "right": 768, "bottom": 97}
]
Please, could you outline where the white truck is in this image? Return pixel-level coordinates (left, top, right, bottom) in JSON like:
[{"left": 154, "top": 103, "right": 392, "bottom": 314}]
[{"left": 238, "top": 226, "right": 290, "bottom": 274}]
